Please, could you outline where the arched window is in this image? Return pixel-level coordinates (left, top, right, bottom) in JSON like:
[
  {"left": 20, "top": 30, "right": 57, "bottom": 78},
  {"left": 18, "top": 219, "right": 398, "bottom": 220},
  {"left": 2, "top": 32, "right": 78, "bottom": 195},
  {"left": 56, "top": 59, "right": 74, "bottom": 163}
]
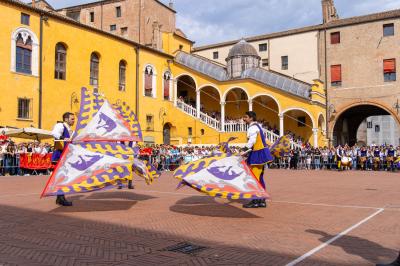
[
  {"left": 163, "top": 71, "right": 171, "bottom": 100},
  {"left": 144, "top": 65, "right": 154, "bottom": 97},
  {"left": 11, "top": 27, "right": 39, "bottom": 76},
  {"left": 90, "top": 52, "right": 99, "bottom": 87},
  {"left": 16, "top": 33, "right": 32, "bottom": 74},
  {"left": 55, "top": 43, "right": 66, "bottom": 80},
  {"left": 119, "top": 60, "right": 126, "bottom": 91}
]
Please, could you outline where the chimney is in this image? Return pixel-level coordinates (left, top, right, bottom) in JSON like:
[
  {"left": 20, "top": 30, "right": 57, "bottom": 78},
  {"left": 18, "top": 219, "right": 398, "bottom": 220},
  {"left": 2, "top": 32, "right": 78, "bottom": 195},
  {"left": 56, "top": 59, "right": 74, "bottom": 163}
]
[
  {"left": 168, "top": 1, "right": 174, "bottom": 10},
  {"left": 321, "top": 0, "right": 339, "bottom": 23}
]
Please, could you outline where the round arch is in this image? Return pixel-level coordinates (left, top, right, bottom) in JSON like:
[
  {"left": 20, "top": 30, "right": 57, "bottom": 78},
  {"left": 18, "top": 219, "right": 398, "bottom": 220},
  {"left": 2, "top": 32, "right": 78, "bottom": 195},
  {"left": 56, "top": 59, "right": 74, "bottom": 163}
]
[
  {"left": 175, "top": 73, "right": 198, "bottom": 89},
  {"left": 197, "top": 84, "right": 222, "bottom": 100},
  {"left": 282, "top": 107, "right": 316, "bottom": 129},
  {"left": 11, "top": 27, "right": 40, "bottom": 76},
  {"left": 329, "top": 101, "right": 400, "bottom": 146},
  {"left": 143, "top": 63, "right": 157, "bottom": 75},
  {"left": 251, "top": 93, "right": 281, "bottom": 114},
  {"left": 222, "top": 86, "right": 250, "bottom": 103},
  {"left": 163, "top": 123, "right": 173, "bottom": 145}
]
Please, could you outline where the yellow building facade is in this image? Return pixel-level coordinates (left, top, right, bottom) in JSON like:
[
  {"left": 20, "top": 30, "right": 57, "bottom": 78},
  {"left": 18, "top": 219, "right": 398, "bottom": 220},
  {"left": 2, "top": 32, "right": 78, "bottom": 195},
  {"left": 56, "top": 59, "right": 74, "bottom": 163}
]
[{"left": 0, "top": 0, "right": 327, "bottom": 147}]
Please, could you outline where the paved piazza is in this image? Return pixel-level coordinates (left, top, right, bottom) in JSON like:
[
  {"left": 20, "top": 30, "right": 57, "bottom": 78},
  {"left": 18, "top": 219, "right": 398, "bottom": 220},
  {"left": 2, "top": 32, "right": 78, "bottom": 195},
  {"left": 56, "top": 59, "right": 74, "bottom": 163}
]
[{"left": 0, "top": 170, "right": 399, "bottom": 266}]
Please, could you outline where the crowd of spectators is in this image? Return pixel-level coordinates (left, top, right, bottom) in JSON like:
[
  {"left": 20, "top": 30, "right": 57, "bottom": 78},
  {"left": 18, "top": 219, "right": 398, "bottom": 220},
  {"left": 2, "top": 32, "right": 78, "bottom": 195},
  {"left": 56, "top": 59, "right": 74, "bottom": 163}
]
[
  {"left": 138, "top": 144, "right": 400, "bottom": 172},
  {"left": 0, "top": 135, "right": 53, "bottom": 176},
  {"left": 2, "top": 129, "right": 399, "bottom": 176}
]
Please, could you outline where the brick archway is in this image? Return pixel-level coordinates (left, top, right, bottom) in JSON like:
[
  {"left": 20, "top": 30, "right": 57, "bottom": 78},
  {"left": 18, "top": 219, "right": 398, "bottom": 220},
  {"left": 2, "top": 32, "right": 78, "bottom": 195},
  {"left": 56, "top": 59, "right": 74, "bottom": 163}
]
[{"left": 329, "top": 101, "right": 400, "bottom": 146}]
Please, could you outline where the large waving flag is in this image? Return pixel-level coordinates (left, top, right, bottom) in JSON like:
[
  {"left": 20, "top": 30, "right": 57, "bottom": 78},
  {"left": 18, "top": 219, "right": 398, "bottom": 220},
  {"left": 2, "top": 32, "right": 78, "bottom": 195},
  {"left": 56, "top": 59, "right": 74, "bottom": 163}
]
[
  {"left": 41, "top": 143, "right": 135, "bottom": 197},
  {"left": 174, "top": 154, "right": 269, "bottom": 200},
  {"left": 42, "top": 88, "right": 155, "bottom": 198},
  {"left": 270, "top": 135, "right": 291, "bottom": 158},
  {"left": 73, "top": 87, "right": 142, "bottom": 142},
  {"left": 132, "top": 159, "right": 160, "bottom": 185},
  {"left": 74, "top": 100, "right": 141, "bottom": 142}
]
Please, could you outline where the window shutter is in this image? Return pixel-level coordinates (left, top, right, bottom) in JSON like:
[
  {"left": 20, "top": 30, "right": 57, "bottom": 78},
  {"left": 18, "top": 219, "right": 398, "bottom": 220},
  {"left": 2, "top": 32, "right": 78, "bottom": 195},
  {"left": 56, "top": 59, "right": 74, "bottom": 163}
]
[
  {"left": 331, "top": 32, "right": 340, "bottom": 44},
  {"left": 331, "top": 65, "right": 342, "bottom": 82},
  {"left": 383, "top": 59, "right": 396, "bottom": 73},
  {"left": 164, "top": 78, "right": 170, "bottom": 97},
  {"left": 145, "top": 73, "right": 152, "bottom": 90}
]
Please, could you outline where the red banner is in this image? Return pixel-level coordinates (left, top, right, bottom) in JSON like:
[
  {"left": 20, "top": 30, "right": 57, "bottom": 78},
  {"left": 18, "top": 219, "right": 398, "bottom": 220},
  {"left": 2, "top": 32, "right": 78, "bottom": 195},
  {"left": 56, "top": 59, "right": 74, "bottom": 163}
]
[{"left": 20, "top": 153, "right": 54, "bottom": 170}]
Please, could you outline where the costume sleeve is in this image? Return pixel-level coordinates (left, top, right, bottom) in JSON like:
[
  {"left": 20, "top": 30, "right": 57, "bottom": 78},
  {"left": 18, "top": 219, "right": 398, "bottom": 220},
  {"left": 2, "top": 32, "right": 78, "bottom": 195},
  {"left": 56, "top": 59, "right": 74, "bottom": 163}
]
[
  {"left": 52, "top": 123, "right": 64, "bottom": 139},
  {"left": 246, "top": 126, "right": 258, "bottom": 149}
]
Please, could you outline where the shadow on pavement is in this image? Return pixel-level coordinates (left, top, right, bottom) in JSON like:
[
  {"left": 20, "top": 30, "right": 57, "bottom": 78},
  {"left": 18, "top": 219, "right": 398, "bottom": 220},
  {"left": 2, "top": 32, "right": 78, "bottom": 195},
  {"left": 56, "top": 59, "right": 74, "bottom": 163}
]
[
  {"left": 306, "top": 229, "right": 398, "bottom": 265},
  {"left": 169, "top": 196, "right": 261, "bottom": 218},
  {"left": 0, "top": 204, "right": 395, "bottom": 265},
  {"left": 50, "top": 191, "right": 156, "bottom": 213}
]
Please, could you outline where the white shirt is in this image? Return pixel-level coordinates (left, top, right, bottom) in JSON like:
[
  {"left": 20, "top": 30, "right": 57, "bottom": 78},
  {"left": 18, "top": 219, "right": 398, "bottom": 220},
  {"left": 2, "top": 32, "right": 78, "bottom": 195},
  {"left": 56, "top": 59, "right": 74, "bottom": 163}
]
[
  {"left": 246, "top": 122, "right": 260, "bottom": 149},
  {"left": 52, "top": 122, "right": 73, "bottom": 139}
]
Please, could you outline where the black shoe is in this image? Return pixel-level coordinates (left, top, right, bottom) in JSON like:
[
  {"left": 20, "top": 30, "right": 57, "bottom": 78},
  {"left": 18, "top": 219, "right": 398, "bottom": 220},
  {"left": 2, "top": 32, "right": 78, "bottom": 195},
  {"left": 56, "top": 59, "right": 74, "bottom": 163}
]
[
  {"left": 243, "top": 200, "right": 259, "bottom": 208},
  {"left": 128, "top": 184, "right": 134, "bottom": 189},
  {"left": 117, "top": 185, "right": 123, "bottom": 189},
  {"left": 258, "top": 199, "right": 267, "bottom": 208},
  {"left": 56, "top": 195, "right": 73, "bottom": 207}
]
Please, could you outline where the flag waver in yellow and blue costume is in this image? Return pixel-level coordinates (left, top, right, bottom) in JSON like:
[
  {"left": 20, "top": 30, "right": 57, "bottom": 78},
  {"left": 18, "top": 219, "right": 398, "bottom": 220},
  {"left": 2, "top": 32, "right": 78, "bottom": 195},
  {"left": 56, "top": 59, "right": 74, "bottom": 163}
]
[
  {"left": 245, "top": 122, "right": 274, "bottom": 189},
  {"left": 41, "top": 87, "right": 159, "bottom": 198}
]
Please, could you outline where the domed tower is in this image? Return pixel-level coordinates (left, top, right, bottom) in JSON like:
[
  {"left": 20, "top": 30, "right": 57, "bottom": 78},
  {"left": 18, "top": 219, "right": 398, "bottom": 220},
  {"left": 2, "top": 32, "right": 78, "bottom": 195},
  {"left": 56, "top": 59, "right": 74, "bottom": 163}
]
[{"left": 226, "top": 39, "right": 260, "bottom": 79}]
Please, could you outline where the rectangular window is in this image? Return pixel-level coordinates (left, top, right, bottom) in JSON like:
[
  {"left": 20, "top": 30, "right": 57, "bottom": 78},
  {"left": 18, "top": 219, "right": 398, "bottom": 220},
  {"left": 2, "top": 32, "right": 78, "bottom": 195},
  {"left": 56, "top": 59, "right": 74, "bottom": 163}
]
[
  {"left": 17, "top": 98, "right": 31, "bottom": 119},
  {"left": 90, "top": 12, "right": 94, "bottom": 22},
  {"left": 16, "top": 47, "right": 32, "bottom": 74},
  {"left": 188, "top": 127, "right": 193, "bottom": 136},
  {"left": 213, "top": 51, "right": 219, "bottom": 59},
  {"left": 259, "top": 43, "right": 268, "bottom": 52},
  {"left": 330, "top": 64, "right": 342, "bottom": 86},
  {"left": 110, "top": 24, "right": 116, "bottom": 31},
  {"left": 116, "top": 6, "right": 122, "bottom": 17},
  {"left": 383, "top": 23, "right": 394, "bottom": 36},
  {"left": 121, "top": 27, "right": 128, "bottom": 36},
  {"left": 119, "top": 65, "right": 126, "bottom": 91},
  {"left": 55, "top": 45, "right": 66, "bottom": 80},
  {"left": 261, "top": 58, "right": 269, "bottom": 67},
  {"left": 297, "top": 116, "right": 306, "bottom": 127},
  {"left": 281, "top": 56, "right": 288, "bottom": 70},
  {"left": 383, "top": 59, "right": 396, "bottom": 82},
  {"left": 146, "top": 115, "right": 154, "bottom": 131},
  {"left": 21, "top": 13, "right": 30, "bottom": 25},
  {"left": 330, "top": 32, "right": 340, "bottom": 44},
  {"left": 367, "top": 121, "right": 372, "bottom": 128},
  {"left": 375, "top": 125, "right": 380, "bottom": 132}
]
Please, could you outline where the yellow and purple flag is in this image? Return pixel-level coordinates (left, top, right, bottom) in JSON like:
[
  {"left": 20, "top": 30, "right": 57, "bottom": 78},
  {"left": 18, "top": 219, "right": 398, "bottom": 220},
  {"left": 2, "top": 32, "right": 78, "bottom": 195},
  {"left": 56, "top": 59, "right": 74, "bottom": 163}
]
[{"left": 174, "top": 153, "right": 269, "bottom": 200}]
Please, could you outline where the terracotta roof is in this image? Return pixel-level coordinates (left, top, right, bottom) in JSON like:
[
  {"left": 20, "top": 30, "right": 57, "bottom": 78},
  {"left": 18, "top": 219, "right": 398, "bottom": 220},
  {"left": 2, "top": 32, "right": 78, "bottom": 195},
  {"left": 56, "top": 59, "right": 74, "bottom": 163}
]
[
  {"left": 173, "top": 29, "right": 195, "bottom": 44},
  {"left": 3, "top": 0, "right": 174, "bottom": 59},
  {"left": 27, "top": 0, "right": 54, "bottom": 10},
  {"left": 324, "top": 8, "right": 400, "bottom": 29},
  {"left": 194, "top": 8, "right": 400, "bottom": 51}
]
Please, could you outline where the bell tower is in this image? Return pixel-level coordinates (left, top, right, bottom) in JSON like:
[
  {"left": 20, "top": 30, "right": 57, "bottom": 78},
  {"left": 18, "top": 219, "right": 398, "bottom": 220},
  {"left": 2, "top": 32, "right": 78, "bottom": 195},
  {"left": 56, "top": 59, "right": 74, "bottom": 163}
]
[{"left": 322, "top": 0, "right": 339, "bottom": 23}]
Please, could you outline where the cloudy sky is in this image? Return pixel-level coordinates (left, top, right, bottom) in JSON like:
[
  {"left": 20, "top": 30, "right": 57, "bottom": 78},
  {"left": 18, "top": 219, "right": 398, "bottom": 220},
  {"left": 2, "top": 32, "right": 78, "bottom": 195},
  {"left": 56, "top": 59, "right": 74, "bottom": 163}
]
[{"left": 28, "top": 0, "right": 400, "bottom": 46}]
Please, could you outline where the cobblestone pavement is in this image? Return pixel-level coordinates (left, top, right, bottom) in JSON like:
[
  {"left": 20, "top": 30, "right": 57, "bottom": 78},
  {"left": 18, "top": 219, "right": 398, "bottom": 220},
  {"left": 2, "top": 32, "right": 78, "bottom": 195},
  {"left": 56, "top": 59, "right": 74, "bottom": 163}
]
[{"left": 0, "top": 170, "right": 399, "bottom": 266}]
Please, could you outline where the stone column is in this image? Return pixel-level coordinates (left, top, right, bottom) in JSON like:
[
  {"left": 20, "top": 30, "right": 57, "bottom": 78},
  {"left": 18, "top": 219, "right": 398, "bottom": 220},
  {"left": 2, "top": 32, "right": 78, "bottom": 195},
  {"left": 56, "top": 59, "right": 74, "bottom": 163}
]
[
  {"left": 313, "top": 128, "right": 319, "bottom": 148},
  {"left": 279, "top": 113, "right": 284, "bottom": 137},
  {"left": 196, "top": 90, "right": 200, "bottom": 118},
  {"left": 221, "top": 102, "right": 226, "bottom": 132},
  {"left": 248, "top": 99, "right": 253, "bottom": 111}
]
